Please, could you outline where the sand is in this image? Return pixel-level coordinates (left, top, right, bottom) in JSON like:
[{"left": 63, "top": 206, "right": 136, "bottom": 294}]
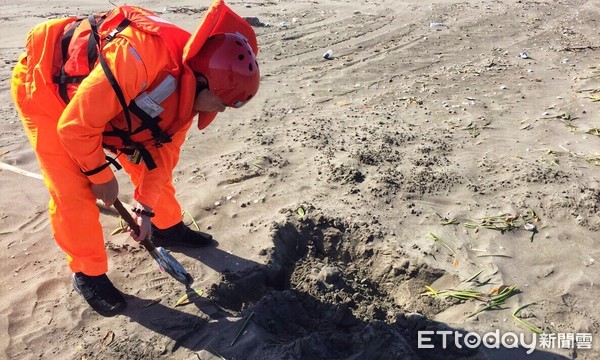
[{"left": 1, "top": 0, "right": 599, "bottom": 359}]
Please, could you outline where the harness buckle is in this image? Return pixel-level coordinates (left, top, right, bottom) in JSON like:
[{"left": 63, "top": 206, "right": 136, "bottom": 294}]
[
  {"left": 127, "top": 149, "right": 143, "bottom": 164},
  {"left": 105, "top": 29, "right": 119, "bottom": 41}
]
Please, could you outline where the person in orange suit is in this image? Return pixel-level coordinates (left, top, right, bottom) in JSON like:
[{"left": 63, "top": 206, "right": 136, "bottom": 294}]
[{"left": 10, "top": 1, "right": 259, "bottom": 317}]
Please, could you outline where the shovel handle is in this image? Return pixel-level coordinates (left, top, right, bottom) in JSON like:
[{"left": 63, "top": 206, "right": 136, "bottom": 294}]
[{"left": 113, "top": 198, "right": 155, "bottom": 252}]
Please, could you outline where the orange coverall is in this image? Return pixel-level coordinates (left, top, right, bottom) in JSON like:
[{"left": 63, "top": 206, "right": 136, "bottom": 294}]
[
  {"left": 11, "top": 1, "right": 259, "bottom": 276},
  {"left": 11, "top": 14, "right": 194, "bottom": 276}
]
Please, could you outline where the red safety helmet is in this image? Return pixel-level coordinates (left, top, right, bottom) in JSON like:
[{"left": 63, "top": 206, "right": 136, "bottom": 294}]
[{"left": 188, "top": 32, "right": 260, "bottom": 129}]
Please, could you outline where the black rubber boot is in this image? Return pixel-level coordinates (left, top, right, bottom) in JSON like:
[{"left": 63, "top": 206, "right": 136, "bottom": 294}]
[
  {"left": 151, "top": 221, "right": 213, "bottom": 248},
  {"left": 72, "top": 273, "right": 126, "bottom": 317}
]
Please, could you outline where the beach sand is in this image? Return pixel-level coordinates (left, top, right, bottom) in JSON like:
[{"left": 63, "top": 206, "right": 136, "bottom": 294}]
[{"left": 1, "top": 0, "right": 599, "bottom": 359}]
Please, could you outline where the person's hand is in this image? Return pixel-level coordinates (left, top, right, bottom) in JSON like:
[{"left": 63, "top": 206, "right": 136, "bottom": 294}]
[
  {"left": 129, "top": 201, "right": 153, "bottom": 242},
  {"left": 91, "top": 176, "right": 118, "bottom": 207},
  {"left": 193, "top": 89, "right": 227, "bottom": 113}
]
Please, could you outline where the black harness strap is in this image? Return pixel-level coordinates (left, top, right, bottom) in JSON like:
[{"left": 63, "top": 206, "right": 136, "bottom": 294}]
[
  {"left": 88, "top": 15, "right": 133, "bottom": 135},
  {"left": 91, "top": 16, "right": 159, "bottom": 171},
  {"left": 81, "top": 154, "right": 123, "bottom": 176},
  {"left": 56, "top": 14, "right": 165, "bottom": 175},
  {"left": 128, "top": 101, "right": 172, "bottom": 147},
  {"left": 81, "top": 16, "right": 141, "bottom": 175},
  {"left": 100, "top": 127, "right": 158, "bottom": 170},
  {"left": 54, "top": 18, "right": 83, "bottom": 104},
  {"left": 131, "top": 146, "right": 157, "bottom": 170},
  {"left": 86, "top": 15, "right": 104, "bottom": 72}
]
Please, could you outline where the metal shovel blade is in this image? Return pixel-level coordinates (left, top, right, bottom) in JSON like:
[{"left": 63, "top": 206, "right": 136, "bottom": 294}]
[{"left": 149, "top": 245, "right": 194, "bottom": 285}]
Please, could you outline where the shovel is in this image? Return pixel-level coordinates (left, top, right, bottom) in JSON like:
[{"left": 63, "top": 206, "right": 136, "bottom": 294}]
[{"left": 113, "top": 199, "right": 193, "bottom": 286}]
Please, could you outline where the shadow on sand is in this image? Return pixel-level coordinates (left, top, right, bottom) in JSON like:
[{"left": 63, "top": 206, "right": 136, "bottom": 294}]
[{"left": 117, "top": 215, "right": 572, "bottom": 360}]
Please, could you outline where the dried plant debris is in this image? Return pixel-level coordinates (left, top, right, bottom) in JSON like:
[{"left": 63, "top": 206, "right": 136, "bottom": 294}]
[
  {"left": 435, "top": 212, "right": 459, "bottom": 225},
  {"left": 585, "top": 155, "right": 600, "bottom": 166},
  {"left": 297, "top": 206, "right": 306, "bottom": 217},
  {"left": 465, "top": 209, "right": 540, "bottom": 241},
  {"left": 513, "top": 302, "right": 544, "bottom": 334},
  {"left": 542, "top": 112, "right": 578, "bottom": 130},
  {"left": 174, "top": 288, "right": 204, "bottom": 307},
  {"left": 461, "top": 267, "right": 499, "bottom": 287},
  {"left": 587, "top": 94, "right": 600, "bottom": 102},
  {"left": 231, "top": 312, "right": 255, "bottom": 346},
  {"left": 428, "top": 232, "right": 459, "bottom": 267},
  {"left": 110, "top": 219, "right": 128, "bottom": 236},
  {"left": 476, "top": 254, "right": 512, "bottom": 258},
  {"left": 182, "top": 210, "right": 200, "bottom": 231},
  {"left": 424, "top": 284, "right": 519, "bottom": 318}
]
